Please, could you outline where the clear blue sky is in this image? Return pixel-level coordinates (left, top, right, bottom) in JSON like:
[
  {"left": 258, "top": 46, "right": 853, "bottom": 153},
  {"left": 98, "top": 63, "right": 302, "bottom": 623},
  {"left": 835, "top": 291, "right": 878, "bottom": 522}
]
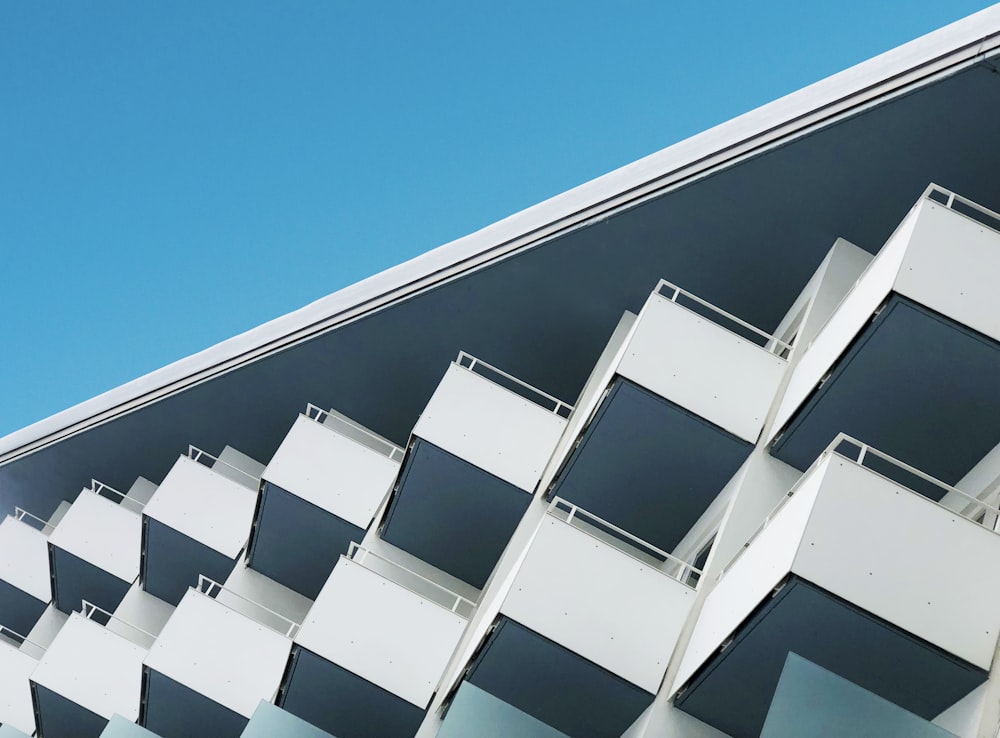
[{"left": 1, "top": 1, "right": 994, "bottom": 436}]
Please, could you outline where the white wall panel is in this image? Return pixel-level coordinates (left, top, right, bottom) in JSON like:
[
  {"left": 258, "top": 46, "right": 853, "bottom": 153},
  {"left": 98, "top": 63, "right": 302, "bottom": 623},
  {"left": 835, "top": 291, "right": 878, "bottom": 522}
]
[
  {"left": 413, "top": 364, "right": 567, "bottom": 492},
  {"left": 31, "top": 614, "right": 146, "bottom": 720},
  {"left": 0, "top": 516, "right": 50, "bottom": 603},
  {"left": 25, "top": 605, "right": 68, "bottom": 651},
  {"left": 793, "top": 457, "right": 1000, "bottom": 670},
  {"left": 502, "top": 515, "right": 694, "bottom": 692},
  {"left": 0, "top": 641, "right": 37, "bottom": 734},
  {"left": 144, "top": 590, "right": 291, "bottom": 718},
  {"left": 618, "top": 294, "right": 787, "bottom": 442},
  {"left": 263, "top": 415, "right": 400, "bottom": 529},
  {"left": 143, "top": 456, "right": 257, "bottom": 558},
  {"left": 49, "top": 491, "right": 141, "bottom": 582},
  {"left": 894, "top": 201, "right": 1000, "bottom": 341},
  {"left": 214, "top": 446, "right": 265, "bottom": 490},
  {"left": 671, "top": 458, "right": 825, "bottom": 694},
  {"left": 295, "top": 558, "right": 467, "bottom": 707},
  {"left": 221, "top": 563, "right": 313, "bottom": 631},
  {"left": 111, "top": 581, "right": 174, "bottom": 643}
]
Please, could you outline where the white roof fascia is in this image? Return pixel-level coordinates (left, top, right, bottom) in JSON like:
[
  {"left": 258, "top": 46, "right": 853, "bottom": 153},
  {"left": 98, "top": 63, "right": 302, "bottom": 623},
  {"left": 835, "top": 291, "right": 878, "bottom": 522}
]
[{"left": 2, "top": 5, "right": 999, "bottom": 466}]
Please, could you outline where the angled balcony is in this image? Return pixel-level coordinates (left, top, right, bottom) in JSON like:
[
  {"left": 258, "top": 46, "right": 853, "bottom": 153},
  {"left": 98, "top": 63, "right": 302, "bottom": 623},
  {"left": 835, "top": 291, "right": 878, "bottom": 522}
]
[
  {"left": 549, "top": 281, "right": 787, "bottom": 554},
  {"left": 248, "top": 404, "right": 403, "bottom": 599},
  {"left": 141, "top": 579, "right": 295, "bottom": 738},
  {"left": 439, "top": 682, "right": 571, "bottom": 738},
  {"left": 0, "top": 624, "right": 42, "bottom": 735},
  {"left": 771, "top": 186, "right": 1000, "bottom": 485},
  {"left": 29, "top": 607, "right": 149, "bottom": 738},
  {"left": 672, "top": 435, "right": 1000, "bottom": 738},
  {"left": 380, "top": 353, "right": 568, "bottom": 588},
  {"left": 99, "top": 715, "right": 162, "bottom": 737},
  {"left": 48, "top": 480, "right": 143, "bottom": 616},
  {"left": 141, "top": 446, "right": 261, "bottom": 605},
  {"left": 458, "top": 498, "right": 699, "bottom": 738},
  {"left": 0, "top": 511, "right": 53, "bottom": 636},
  {"left": 280, "top": 544, "right": 470, "bottom": 738},
  {"left": 239, "top": 700, "right": 334, "bottom": 738}
]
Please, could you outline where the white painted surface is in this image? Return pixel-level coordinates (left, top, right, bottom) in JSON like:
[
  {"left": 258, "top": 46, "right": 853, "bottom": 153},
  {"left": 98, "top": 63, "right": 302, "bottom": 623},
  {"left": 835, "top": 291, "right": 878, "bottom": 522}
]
[
  {"left": 263, "top": 415, "right": 400, "bottom": 529},
  {"left": 794, "top": 457, "right": 1000, "bottom": 669},
  {"left": 895, "top": 200, "right": 1000, "bottom": 342},
  {"left": 502, "top": 515, "right": 694, "bottom": 692},
  {"left": 295, "top": 557, "right": 467, "bottom": 707},
  {"left": 618, "top": 293, "right": 787, "bottom": 442},
  {"left": 25, "top": 605, "right": 68, "bottom": 651},
  {"left": 49, "top": 490, "right": 141, "bottom": 582},
  {"left": 31, "top": 613, "right": 147, "bottom": 720},
  {"left": 144, "top": 590, "right": 292, "bottom": 718},
  {"left": 214, "top": 446, "right": 265, "bottom": 490},
  {"left": 671, "top": 457, "right": 824, "bottom": 694},
  {"left": 770, "top": 202, "right": 914, "bottom": 439},
  {"left": 125, "top": 477, "right": 158, "bottom": 507},
  {"left": 47, "top": 500, "right": 72, "bottom": 530},
  {"left": 0, "top": 516, "right": 51, "bottom": 603},
  {"left": 220, "top": 563, "right": 313, "bottom": 632},
  {"left": 413, "top": 363, "right": 567, "bottom": 492},
  {"left": 0, "top": 640, "right": 37, "bottom": 734},
  {"left": 795, "top": 239, "right": 874, "bottom": 354},
  {"left": 111, "top": 581, "right": 174, "bottom": 642},
  {"left": 933, "top": 682, "right": 986, "bottom": 737},
  {"left": 143, "top": 455, "right": 257, "bottom": 558}
]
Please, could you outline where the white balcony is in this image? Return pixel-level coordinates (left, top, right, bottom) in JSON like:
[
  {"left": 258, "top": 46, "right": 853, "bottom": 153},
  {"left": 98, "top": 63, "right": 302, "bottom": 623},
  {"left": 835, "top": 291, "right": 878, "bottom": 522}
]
[
  {"left": 48, "top": 482, "right": 143, "bottom": 615},
  {"left": 771, "top": 186, "right": 1000, "bottom": 483},
  {"left": 281, "top": 546, "right": 470, "bottom": 737},
  {"left": 30, "top": 611, "right": 148, "bottom": 736},
  {"left": 239, "top": 700, "right": 335, "bottom": 738},
  {"left": 0, "top": 513, "right": 52, "bottom": 636},
  {"left": 248, "top": 406, "right": 402, "bottom": 598},
  {"left": 673, "top": 434, "right": 1000, "bottom": 738},
  {"left": 142, "top": 583, "right": 293, "bottom": 737},
  {"left": 0, "top": 628, "right": 39, "bottom": 735},
  {"left": 141, "top": 447, "right": 261, "bottom": 604},
  {"left": 381, "top": 354, "right": 569, "bottom": 588}
]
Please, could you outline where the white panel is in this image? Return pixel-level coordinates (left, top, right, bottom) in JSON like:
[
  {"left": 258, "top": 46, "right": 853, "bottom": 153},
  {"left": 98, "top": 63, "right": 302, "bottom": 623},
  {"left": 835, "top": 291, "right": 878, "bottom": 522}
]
[
  {"left": 793, "top": 457, "right": 1000, "bottom": 670},
  {"left": 502, "top": 515, "right": 694, "bottom": 692},
  {"left": 0, "top": 516, "right": 51, "bottom": 603},
  {"left": 143, "top": 455, "right": 257, "bottom": 558},
  {"left": 213, "top": 446, "right": 265, "bottom": 490},
  {"left": 31, "top": 614, "right": 147, "bottom": 720},
  {"left": 894, "top": 201, "right": 1000, "bottom": 341},
  {"left": 263, "top": 415, "right": 400, "bottom": 529},
  {"left": 0, "top": 641, "right": 37, "bottom": 734},
  {"left": 413, "top": 364, "right": 567, "bottom": 492},
  {"left": 618, "top": 294, "right": 787, "bottom": 442},
  {"left": 111, "top": 581, "right": 174, "bottom": 642},
  {"left": 47, "top": 500, "right": 72, "bottom": 530},
  {"left": 671, "top": 459, "right": 825, "bottom": 694},
  {"left": 221, "top": 563, "right": 313, "bottom": 630},
  {"left": 144, "top": 590, "right": 291, "bottom": 718},
  {"left": 295, "top": 558, "right": 467, "bottom": 707},
  {"left": 770, "top": 206, "right": 914, "bottom": 439},
  {"left": 49, "top": 491, "right": 141, "bottom": 582},
  {"left": 25, "top": 605, "right": 68, "bottom": 650},
  {"left": 125, "top": 477, "right": 158, "bottom": 507}
]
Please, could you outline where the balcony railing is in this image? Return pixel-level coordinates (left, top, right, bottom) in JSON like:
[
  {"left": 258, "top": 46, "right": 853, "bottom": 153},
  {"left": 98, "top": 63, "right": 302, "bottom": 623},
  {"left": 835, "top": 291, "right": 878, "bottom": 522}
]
[
  {"left": 88, "top": 479, "right": 144, "bottom": 513},
  {"left": 12, "top": 506, "right": 55, "bottom": 533},
  {"left": 347, "top": 542, "right": 476, "bottom": 618},
  {"left": 926, "top": 184, "right": 1000, "bottom": 234},
  {"left": 0, "top": 622, "right": 46, "bottom": 659},
  {"left": 305, "top": 403, "right": 405, "bottom": 462},
  {"left": 727, "top": 432, "right": 1000, "bottom": 577},
  {"left": 196, "top": 575, "right": 300, "bottom": 639},
  {"left": 457, "top": 352, "right": 573, "bottom": 418},
  {"left": 188, "top": 445, "right": 261, "bottom": 487},
  {"left": 548, "top": 497, "right": 703, "bottom": 588},
  {"left": 80, "top": 600, "right": 157, "bottom": 649},
  {"left": 655, "top": 279, "right": 792, "bottom": 356}
]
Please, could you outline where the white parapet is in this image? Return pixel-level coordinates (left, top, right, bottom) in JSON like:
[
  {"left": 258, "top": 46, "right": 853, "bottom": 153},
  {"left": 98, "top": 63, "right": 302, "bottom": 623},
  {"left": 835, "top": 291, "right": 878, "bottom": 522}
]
[
  {"left": 618, "top": 283, "right": 788, "bottom": 444},
  {"left": 144, "top": 588, "right": 293, "bottom": 719},
  {"left": 48, "top": 488, "right": 142, "bottom": 585},
  {"left": 0, "top": 515, "right": 51, "bottom": 606},
  {"left": 263, "top": 412, "right": 401, "bottom": 529},
  {"left": 412, "top": 359, "right": 568, "bottom": 493},
  {"left": 143, "top": 453, "right": 258, "bottom": 560},
  {"left": 0, "top": 638, "right": 38, "bottom": 735},
  {"left": 295, "top": 550, "right": 469, "bottom": 708},
  {"left": 30, "top": 613, "right": 147, "bottom": 722},
  {"left": 674, "top": 440, "right": 1000, "bottom": 692},
  {"left": 502, "top": 503, "right": 696, "bottom": 693}
]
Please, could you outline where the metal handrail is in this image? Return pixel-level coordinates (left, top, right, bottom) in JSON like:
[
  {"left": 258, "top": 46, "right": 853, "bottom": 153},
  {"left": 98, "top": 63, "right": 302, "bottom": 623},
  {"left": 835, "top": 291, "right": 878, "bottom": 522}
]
[
  {"left": 196, "top": 575, "right": 300, "bottom": 638},
  {"left": 929, "top": 184, "right": 1000, "bottom": 235},
  {"left": 547, "top": 497, "right": 702, "bottom": 588},
  {"left": 655, "top": 279, "right": 792, "bottom": 355},
  {"left": 0, "top": 623, "right": 46, "bottom": 658},
  {"left": 305, "top": 403, "right": 405, "bottom": 463},
  {"left": 13, "top": 507, "right": 55, "bottom": 532},
  {"left": 188, "top": 445, "right": 261, "bottom": 486},
  {"left": 80, "top": 600, "right": 157, "bottom": 646},
  {"left": 456, "top": 352, "right": 574, "bottom": 417},
  {"left": 88, "top": 479, "right": 144, "bottom": 512},
  {"left": 723, "top": 432, "right": 1000, "bottom": 578},
  {"left": 348, "top": 542, "right": 476, "bottom": 617}
]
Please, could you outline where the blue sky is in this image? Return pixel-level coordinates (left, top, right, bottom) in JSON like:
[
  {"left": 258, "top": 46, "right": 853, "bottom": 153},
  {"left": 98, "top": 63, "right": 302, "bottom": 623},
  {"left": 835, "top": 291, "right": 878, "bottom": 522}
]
[{"left": 1, "top": 1, "right": 994, "bottom": 436}]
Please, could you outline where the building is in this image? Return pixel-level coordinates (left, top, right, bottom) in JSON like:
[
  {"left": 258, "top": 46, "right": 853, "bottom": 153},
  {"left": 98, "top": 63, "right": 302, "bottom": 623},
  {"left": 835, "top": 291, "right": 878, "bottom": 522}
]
[{"left": 2, "top": 6, "right": 1000, "bottom": 738}]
